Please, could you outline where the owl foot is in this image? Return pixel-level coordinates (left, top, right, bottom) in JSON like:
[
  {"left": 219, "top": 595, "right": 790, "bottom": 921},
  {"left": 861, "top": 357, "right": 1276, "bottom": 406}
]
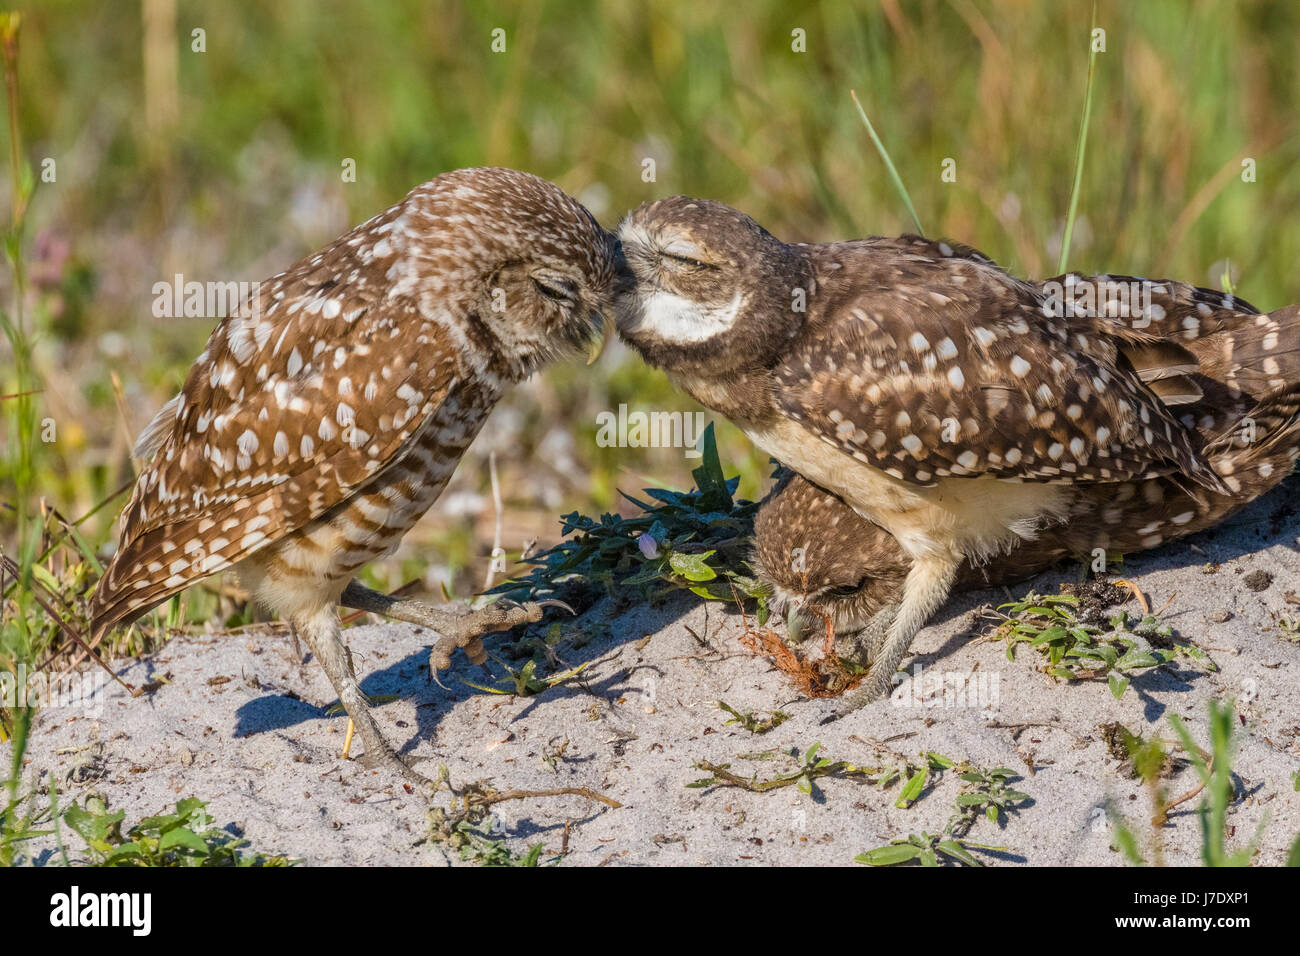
[
  {"left": 425, "top": 598, "right": 573, "bottom": 675},
  {"left": 338, "top": 581, "right": 572, "bottom": 677}
]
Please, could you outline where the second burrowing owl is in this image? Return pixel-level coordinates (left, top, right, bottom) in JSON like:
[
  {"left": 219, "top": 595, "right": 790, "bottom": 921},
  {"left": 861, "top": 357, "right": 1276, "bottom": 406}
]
[
  {"left": 91, "top": 167, "right": 617, "bottom": 780},
  {"left": 752, "top": 274, "right": 1300, "bottom": 679},
  {"left": 614, "top": 196, "right": 1294, "bottom": 704}
]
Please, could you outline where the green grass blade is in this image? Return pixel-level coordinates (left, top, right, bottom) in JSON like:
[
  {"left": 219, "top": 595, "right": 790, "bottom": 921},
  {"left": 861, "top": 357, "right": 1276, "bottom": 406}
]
[
  {"left": 1058, "top": 1, "right": 1099, "bottom": 273},
  {"left": 850, "top": 89, "right": 924, "bottom": 236}
]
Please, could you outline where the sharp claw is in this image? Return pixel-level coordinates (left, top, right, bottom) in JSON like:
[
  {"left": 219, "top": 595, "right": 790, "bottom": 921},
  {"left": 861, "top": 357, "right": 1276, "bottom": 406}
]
[{"left": 535, "top": 598, "right": 575, "bottom": 616}]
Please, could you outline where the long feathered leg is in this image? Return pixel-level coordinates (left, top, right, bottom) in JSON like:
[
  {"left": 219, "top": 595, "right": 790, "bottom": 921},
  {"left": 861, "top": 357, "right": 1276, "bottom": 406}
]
[
  {"left": 832, "top": 557, "right": 960, "bottom": 715},
  {"left": 295, "top": 607, "right": 427, "bottom": 784}
]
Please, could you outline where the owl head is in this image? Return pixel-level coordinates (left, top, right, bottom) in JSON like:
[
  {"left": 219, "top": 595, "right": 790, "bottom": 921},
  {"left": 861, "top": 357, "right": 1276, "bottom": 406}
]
[
  {"left": 613, "top": 196, "right": 807, "bottom": 376},
  {"left": 752, "top": 470, "right": 908, "bottom": 643},
  {"left": 419, "top": 167, "right": 620, "bottom": 381}
]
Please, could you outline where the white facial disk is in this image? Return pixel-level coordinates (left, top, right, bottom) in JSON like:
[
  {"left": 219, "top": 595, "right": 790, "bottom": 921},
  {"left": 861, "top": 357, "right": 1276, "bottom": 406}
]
[{"left": 625, "top": 287, "right": 745, "bottom": 345}]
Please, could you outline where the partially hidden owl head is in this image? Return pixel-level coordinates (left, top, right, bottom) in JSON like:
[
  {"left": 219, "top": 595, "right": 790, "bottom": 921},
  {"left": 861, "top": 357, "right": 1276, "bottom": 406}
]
[{"left": 752, "top": 469, "right": 909, "bottom": 643}]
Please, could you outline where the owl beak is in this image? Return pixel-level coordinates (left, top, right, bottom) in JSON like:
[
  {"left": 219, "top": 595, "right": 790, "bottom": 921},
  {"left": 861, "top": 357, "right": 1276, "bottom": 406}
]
[
  {"left": 785, "top": 606, "right": 810, "bottom": 644},
  {"left": 587, "top": 240, "right": 628, "bottom": 365},
  {"left": 587, "top": 311, "right": 614, "bottom": 365}
]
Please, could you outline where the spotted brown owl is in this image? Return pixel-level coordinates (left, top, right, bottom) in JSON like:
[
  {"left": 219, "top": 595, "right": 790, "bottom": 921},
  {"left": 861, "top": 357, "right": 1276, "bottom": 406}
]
[
  {"left": 91, "top": 167, "right": 617, "bottom": 780},
  {"left": 753, "top": 274, "right": 1300, "bottom": 674},
  {"left": 613, "top": 196, "right": 1296, "bottom": 704}
]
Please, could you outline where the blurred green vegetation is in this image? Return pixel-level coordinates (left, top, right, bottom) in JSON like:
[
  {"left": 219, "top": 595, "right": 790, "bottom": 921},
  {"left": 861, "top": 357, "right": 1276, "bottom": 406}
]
[{"left": 2, "top": 0, "right": 1299, "bottom": 612}]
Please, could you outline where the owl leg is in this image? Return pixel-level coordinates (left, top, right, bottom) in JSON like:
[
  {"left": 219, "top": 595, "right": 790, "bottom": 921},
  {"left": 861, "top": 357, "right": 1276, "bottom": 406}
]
[
  {"left": 830, "top": 556, "right": 959, "bottom": 715},
  {"left": 339, "top": 581, "right": 571, "bottom": 677},
  {"left": 295, "top": 607, "right": 428, "bottom": 784},
  {"left": 836, "top": 604, "right": 900, "bottom": 665}
]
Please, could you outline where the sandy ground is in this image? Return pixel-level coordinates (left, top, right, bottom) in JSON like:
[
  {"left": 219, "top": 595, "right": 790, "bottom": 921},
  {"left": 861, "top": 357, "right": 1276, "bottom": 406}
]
[{"left": 9, "top": 481, "right": 1300, "bottom": 867}]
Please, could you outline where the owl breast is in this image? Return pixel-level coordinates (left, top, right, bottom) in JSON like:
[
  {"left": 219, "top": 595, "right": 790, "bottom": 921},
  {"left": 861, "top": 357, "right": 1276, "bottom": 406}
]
[{"left": 743, "top": 416, "right": 1075, "bottom": 563}]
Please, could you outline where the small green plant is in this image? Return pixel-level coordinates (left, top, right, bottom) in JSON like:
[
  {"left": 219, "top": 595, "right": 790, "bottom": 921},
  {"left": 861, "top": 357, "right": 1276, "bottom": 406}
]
[
  {"left": 1167, "top": 702, "right": 1256, "bottom": 866},
  {"left": 716, "top": 700, "right": 790, "bottom": 734},
  {"left": 487, "top": 424, "right": 768, "bottom": 617},
  {"left": 878, "top": 751, "right": 953, "bottom": 810},
  {"left": 689, "top": 742, "right": 879, "bottom": 798},
  {"left": 856, "top": 763, "right": 1029, "bottom": 867},
  {"left": 449, "top": 822, "right": 548, "bottom": 867},
  {"left": 1107, "top": 700, "right": 1296, "bottom": 867},
  {"left": 1275, "top": 616, "right": 1300, "bottom": 643},
  {"left": 462, "top": 655, "right": 590, "bottom": 697},
  {"left": 0, "top": 789, "right": 55, "bottom": 867},
  {"left": 63, "top": 795, "right": 295, "bottom": 867},
  {"left": 996, "top": 592, "right": 1211, "bottom": 697},
  {"left": 424, "top": 764, "right": 619, "bottom": 866}
]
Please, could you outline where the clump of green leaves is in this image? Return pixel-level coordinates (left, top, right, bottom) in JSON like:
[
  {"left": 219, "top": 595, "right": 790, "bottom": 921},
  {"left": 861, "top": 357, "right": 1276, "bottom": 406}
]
[
  {"left": 448, "top": 822, "right": 548, "bottom": 867},
  {"left": 996, "top": 592, "right": 1211, "bottom": 697},
  {"left": 857, "top": 763, "right": 1029, "bottom": 867},
  {"left": 877, "top": 751, "right": 953, "bottom": 809},
  {"left": 717, "top": 700, "right": 790, "bottom": 734},
  {"left": 64, "top": 795, "right": 294, "bottom": 867},
  {"left": 487, "top": 425, "right": 767, "bottom": 617}
]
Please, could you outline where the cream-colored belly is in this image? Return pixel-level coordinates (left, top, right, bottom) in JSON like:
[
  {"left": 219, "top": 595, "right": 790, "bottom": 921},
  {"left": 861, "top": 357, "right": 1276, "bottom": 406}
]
[{"left": 743, "top": 417, "right": 1072, "bottom": 563}]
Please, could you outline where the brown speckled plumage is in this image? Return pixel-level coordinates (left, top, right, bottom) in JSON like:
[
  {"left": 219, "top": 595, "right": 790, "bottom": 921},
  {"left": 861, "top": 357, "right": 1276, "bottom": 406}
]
[
  {"left": 754, "top": 271, "right": 1300, "bottom": 641},
  {"left": 614, "top": 197, "right": 1299, "bottom": 703},
  {"left": 93, "top": 167, "right": 616, "bottom": 778}
]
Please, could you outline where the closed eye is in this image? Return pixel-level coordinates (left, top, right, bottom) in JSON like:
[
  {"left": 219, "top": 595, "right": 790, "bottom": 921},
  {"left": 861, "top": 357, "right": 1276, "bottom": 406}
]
[
  {"left": 825, "top": 581, "right": 866, "bottom": 598},
  {"left": 532, "top": 275, "right": 579, "bottom": 303},
  {"left": 659, "top": 249, "right": 716, "bottom": 270}
]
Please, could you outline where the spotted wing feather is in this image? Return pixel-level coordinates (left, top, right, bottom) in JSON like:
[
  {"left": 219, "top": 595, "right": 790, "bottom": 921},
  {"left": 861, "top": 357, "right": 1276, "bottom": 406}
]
[
  {"left": 90, "top": 206, "right": 465, "bottom": 636},
  {"left": 776, "top": 248, "right": 1228, "bottom": 492}
]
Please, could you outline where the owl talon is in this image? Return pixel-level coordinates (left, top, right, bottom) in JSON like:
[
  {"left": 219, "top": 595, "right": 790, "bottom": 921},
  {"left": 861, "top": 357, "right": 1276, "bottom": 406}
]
[
  {"left": 535, "top": 598, "right": 575, "bottom": 616},
  {"left": 838, "top": 604, "right": 899, "bottom": 667}
]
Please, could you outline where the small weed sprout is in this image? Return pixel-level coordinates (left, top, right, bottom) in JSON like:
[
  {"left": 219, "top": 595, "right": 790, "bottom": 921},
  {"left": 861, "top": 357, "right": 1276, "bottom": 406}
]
[
  {"left": 717, "top": 700, "right": 791, "bottom": 734},
  {"left": 63, "top": 795, "right": 295, "bottom": 867}
]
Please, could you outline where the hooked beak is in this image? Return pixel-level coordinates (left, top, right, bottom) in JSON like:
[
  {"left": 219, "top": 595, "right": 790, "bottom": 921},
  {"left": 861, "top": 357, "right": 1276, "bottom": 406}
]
[
  {"left": 586, "top": 311, "right": 614, "bottom": 365},
  {"left": 785, "top": 605, "right": 811, "bottom": 644}
]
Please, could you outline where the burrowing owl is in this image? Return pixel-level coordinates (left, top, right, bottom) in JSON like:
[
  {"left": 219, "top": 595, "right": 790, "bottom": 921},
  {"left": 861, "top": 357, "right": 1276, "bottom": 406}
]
[
  {"left": 91, "top": 167, "right": 617, "bottom": 780},
  {"left": 753, "top": 277, "right": 1300, "bottom": 677},
  {"left": 614, "top": 196, "right": 1295, "bottom": 703}
]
